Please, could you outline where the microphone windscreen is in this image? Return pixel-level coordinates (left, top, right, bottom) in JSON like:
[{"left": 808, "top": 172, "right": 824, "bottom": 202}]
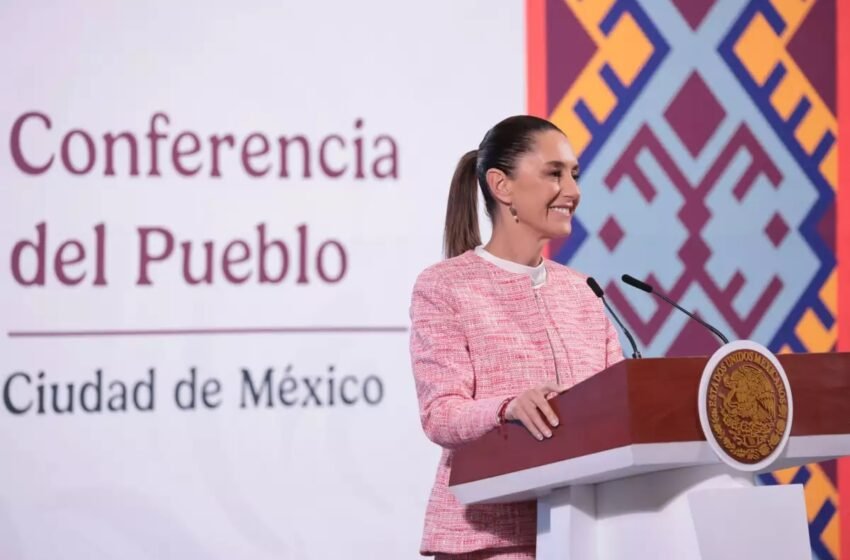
[
  {"left": 586, "top": 277, "right": 604, "bottom": 298},
  {"left": 621, "top": 274, "right": 653, "bottom": 293}
]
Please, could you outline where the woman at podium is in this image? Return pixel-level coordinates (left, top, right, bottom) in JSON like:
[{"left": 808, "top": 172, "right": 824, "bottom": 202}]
[{"left": 409, "top": 115, "right": 624, "bottom": 559}]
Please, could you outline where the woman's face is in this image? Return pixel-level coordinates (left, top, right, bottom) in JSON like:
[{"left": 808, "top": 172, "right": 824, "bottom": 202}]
[{"left": 507, "top": 130, "right": 581, "bottom": 239}]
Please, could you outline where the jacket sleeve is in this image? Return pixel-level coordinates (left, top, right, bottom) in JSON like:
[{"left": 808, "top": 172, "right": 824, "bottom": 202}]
[
  {"left": 605, "top": 314, "right": 626, "bottom": 367},
  {"left": 409, "top": 270, "right": 511, "bottom": 449}
]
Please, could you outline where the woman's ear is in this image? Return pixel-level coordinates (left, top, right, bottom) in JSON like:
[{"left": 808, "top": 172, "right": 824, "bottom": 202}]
[{"left": 485, "top": 168, "right": 512, "bottom": 206}]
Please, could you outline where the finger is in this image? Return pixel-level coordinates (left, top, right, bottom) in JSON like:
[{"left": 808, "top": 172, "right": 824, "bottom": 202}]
[
  {"left": 529, "top": 391, "right": 559, "bottom": 427},
  {"left": 521, "top": 399, "right": 553, "bottom": 438},
  {"left": 539, "top": 381, "right": 570, "bottom": 395},
  {"left": 514, "top": 407, "right": 544, "bottom": 441}
]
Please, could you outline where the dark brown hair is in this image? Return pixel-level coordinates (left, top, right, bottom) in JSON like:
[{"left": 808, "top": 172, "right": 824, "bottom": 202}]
[{"left": 443, "top": 115, "right": 561, "bottom": 258}]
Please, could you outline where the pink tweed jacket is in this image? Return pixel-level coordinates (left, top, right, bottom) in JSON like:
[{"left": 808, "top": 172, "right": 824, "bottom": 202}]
[{"left": 409, "top": 250, "right": 624, "bottom": 556}]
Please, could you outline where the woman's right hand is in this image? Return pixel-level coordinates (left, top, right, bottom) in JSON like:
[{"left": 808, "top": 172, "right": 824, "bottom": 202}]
[{"left": 505, "top": 381, "right": 569, "bottom": 440}]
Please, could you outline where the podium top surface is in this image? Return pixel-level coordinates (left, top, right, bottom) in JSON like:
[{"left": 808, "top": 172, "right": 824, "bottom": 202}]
[{"left": 449, "top": 352, "right": 850, "bottom": 489}]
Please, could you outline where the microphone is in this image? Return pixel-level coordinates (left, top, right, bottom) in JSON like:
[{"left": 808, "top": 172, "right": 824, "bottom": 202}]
[
  {"left": 620, "top": 274, "right": 729, "bottom": 344},
  {"left": 586, "top": 277, "right": 642, "bottom": 359}
]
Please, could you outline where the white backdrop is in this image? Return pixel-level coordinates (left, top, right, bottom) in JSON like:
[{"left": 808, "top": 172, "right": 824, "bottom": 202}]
[{"left": 0, "top": 2, "right": 523, "bottom": 558}]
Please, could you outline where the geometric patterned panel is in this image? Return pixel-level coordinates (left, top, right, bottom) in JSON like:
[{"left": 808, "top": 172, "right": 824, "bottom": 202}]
[
  {"left": 719, "top": 0, "right": 837, "bottom": 355},
  {"left": 529, "top": 1, "right": 838, "bottom": 557},
  {"left": 840, "top": 0, "right": 850, "bottom": 552},
  {"left": 763, "top": 463, "right": 840, "bottom": 559},
  {"left": 720, "top": 3, "right": 838, "bottom": 558}
]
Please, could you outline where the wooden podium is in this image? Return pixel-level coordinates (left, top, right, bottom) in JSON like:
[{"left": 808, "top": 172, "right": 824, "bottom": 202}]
[{"left": 449, "top": 353, "right": 850, "bottom": 560}]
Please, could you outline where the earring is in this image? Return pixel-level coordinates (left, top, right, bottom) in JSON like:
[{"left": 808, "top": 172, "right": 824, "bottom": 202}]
[{"left": 509, "top": 205, "right": 519, "bottom": 223}]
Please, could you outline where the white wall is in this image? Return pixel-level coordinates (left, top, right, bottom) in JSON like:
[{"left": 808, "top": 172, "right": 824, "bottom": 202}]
[{"left": 0, "top": 1, "right": 525, "bottom": 558}]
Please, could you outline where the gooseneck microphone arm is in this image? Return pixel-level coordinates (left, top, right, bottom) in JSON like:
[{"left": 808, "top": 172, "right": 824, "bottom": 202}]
[
  {"left": 586, "top": 277, "right": 642, "bottom": 359},
  {"left": 620, "top": 274, "right": 730, "bottom": 345}
]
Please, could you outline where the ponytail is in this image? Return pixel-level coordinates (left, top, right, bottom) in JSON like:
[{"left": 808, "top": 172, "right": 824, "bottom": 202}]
[{"left": 443, "top": 150, "right": 480, "bottom": 258}]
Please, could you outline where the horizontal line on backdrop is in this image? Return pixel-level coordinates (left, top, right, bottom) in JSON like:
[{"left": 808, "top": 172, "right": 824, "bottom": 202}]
[{"left": 7, "top": 326, "right": 409, "bottom": 338}]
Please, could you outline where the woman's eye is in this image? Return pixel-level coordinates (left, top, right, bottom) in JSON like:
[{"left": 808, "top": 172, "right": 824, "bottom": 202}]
[
  {"left": 550, "top": 171, "right": 562, "bottom": 179},
  {"left": 572, "top": 172, "right": 581, "bottom": 181}
]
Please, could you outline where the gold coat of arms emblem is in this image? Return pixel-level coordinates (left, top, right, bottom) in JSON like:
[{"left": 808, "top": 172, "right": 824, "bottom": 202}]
[{"left": 699, "top": 341, "right": 793, "bottom": 471}]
